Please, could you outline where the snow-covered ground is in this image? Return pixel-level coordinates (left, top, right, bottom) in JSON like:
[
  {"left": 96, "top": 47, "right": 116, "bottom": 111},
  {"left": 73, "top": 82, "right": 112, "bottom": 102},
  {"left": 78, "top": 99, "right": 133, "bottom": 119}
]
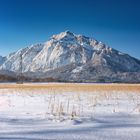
[{"left": 0, "top": 85, "right": 140, "bottom": 140}]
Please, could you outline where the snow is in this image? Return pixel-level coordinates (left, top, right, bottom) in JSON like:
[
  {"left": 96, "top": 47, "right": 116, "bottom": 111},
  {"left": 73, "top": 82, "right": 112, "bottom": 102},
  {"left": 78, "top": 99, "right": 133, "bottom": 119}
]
[
  {"left": 0, "top": 44, "right": 44, "bottom": 72},
  {"left": 118, "top": 52, "right": 125, "bottom": 55},
  {"left": 0, "top": 84, "right": 140, "bottom": 140},
  {"left": 72, "top": 66, "right": 83, "bottom": 73},
  {"left": 0, "top": 56, "right": 6, "bottom": 65},
  {"left": 52, "top": 30, "right": 75, "bottom": 41}
]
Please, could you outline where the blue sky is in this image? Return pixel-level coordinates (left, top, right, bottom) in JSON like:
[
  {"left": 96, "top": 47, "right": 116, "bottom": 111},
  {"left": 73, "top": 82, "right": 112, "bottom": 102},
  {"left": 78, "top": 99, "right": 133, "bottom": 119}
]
[{"left": 0, "top": 0, "right": 140, "bottom": 59}]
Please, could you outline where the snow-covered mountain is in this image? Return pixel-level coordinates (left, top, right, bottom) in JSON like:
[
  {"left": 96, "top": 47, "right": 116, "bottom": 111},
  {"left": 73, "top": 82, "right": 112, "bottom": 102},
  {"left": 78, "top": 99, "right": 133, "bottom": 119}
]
[
  {"left": 0, "top": 56, "right": 6, "bottom": 65},
  {"left": 29, "top": 31, "right": 94, "bottom": 72},
  {"left": 0, "top": 31, "right": 140, "bottom": 82},
  {"left": 0, "top": 44, "right": 44, "bottom": 72},
  {"left": 29, "top": 31, "right": 140, "bottom": 73}
]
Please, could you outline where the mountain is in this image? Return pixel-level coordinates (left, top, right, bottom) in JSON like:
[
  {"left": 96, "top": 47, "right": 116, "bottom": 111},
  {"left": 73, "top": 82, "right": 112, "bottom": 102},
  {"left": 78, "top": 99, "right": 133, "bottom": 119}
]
[
  {"left": 0, "top": 44, "right": 44, "bottom": 72},
  {"left": 0, "top": 56, "right": 7, "bottom": 65},
  {"left": 0, "top": 31, "right": 140, "bottom": 83}
]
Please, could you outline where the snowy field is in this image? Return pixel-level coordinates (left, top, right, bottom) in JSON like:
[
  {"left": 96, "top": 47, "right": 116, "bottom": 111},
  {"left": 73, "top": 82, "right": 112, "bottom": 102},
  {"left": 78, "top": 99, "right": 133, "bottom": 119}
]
[{"left": 0, "top": 83, "right": 140, "bottom": 140}]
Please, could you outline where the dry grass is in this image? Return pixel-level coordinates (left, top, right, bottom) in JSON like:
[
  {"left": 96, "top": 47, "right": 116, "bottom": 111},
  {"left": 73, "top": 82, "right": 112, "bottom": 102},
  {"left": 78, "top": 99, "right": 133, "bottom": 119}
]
[
  {"left": 0, "top": 83, "right": 140, "bottom": 93},
  {"left": 0, "top": 83, "right": 140, "bottom": 119}
]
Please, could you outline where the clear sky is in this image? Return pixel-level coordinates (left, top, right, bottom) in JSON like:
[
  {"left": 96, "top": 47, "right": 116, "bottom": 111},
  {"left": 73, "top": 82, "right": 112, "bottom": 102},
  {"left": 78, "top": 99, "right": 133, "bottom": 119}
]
[{"left": 0, "top": 0, "right": 140, "bottom": 59}]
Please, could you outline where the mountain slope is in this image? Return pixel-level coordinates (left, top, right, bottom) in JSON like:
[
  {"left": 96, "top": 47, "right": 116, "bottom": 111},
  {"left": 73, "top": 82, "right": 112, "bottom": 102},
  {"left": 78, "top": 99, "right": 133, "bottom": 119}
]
[
  {"left": 0, "top": 31, "right": 140, "bottom": 83},
  {"left": 0, "top": 56, "right": 7, "bottom": 65},
  {"left": 0, "top": 44, "right": 44, "bottom": 72}
]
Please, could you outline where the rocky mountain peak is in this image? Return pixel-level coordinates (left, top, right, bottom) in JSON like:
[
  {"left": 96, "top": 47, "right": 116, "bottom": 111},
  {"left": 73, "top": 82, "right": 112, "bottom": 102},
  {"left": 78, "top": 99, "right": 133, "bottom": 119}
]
[{"left": 51, "top": 31, "right": 75, "bottom": 41}]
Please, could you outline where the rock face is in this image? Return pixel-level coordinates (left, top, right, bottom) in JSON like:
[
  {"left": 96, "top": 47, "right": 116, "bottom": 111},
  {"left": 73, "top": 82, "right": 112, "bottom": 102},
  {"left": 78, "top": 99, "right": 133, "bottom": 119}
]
[{"left": 0, "top": 31, "right": 140, "bottom": 83}]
